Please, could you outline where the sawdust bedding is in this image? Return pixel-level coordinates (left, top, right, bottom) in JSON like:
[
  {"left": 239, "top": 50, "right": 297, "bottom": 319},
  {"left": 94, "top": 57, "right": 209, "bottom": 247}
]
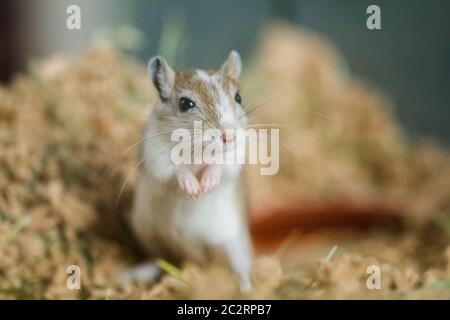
[{"left": 0, "top": 24, "right": 449, "bottom": 299}]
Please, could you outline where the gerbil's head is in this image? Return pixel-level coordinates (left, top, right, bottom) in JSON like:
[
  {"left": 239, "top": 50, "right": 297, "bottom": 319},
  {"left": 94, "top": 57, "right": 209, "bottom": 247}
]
[{"left": 147, "top": 51, "right": 246, "bottom": 144}]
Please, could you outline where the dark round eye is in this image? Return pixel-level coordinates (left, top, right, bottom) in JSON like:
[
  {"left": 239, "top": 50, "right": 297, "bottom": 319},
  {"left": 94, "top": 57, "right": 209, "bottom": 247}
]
[
  {"left": 234, "top": 92, "right": 242, "bottom": 104},
  {"left": 179, "top": 97, "right": 196, "bottom": 112}
]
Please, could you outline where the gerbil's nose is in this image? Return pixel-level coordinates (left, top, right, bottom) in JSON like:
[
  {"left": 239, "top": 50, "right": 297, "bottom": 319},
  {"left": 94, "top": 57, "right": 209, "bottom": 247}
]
[{"left": 221, "top": 129, "right": 236, "bottom": 144}]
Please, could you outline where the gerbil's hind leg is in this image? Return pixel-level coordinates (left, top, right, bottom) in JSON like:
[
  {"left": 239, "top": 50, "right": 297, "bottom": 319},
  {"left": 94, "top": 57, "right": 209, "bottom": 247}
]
[
  {"left": 118, "top": 261, "right": 162, "bottom": 283},
  {"left": 222, "top": 235, "right": 252, "bottom": 293}
]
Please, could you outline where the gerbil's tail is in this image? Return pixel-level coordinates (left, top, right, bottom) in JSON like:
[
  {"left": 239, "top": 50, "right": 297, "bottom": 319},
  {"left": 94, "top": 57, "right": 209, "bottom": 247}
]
[{"left": 249, "top": 196, "right": 404, "bottom": 254}]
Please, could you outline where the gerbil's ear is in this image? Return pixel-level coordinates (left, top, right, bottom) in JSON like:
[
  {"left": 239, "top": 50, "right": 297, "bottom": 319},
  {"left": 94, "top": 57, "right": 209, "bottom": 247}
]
[
  {"left": 220, "top": 50, "right": 242, "bottom": 80},
  {"left": 148, "top": 56, "right": 175, "bottom": 101}
]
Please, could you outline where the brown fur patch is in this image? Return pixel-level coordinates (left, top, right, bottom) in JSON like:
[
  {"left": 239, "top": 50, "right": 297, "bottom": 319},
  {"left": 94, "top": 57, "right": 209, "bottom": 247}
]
[
  {"left": 175, "top": 70, "right": 217, "bottom": 121},
  {"left": 221, "top": 76, "right": 238, "bottom": 93},
  {"left": 173, "top": 69, "right": 240, "bottom": 126}
]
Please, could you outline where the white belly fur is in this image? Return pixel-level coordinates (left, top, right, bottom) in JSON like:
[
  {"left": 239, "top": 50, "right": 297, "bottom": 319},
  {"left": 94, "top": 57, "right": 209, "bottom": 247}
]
[
  {"left": 176, "top": 181, "right": 243, "bottom": 244},
  {"left": 130, "top": 165, "right": 247, "bottom": 262}
]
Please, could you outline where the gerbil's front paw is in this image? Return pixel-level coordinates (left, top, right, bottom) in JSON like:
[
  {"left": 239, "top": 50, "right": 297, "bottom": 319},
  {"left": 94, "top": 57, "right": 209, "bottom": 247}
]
[
  {"left": 200, "top": 164, "right": 221, "bottom": 194},
  {"left": 176, "top": 168, "right": 201, "bottom": 199}
]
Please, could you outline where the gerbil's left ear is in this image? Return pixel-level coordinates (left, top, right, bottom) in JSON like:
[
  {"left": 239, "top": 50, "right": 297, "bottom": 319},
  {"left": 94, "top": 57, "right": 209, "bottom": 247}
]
[
  {"left": 220, "top": 50, "right": 242, "bottom": 80},
  {"left": 148, "top": 56, "right": 175, "bottom": 101}
]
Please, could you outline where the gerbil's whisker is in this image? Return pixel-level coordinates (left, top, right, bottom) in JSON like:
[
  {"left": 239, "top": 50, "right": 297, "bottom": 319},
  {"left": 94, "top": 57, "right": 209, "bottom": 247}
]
[
  {"left": 116, "top": 155, "right": 149, "bottom": 205},
  {"left": 116, "top": 128, "right": 205, "bottom": 204},
  {"left": 247, "top": 134, "right": 320, "bottom": 197},
  {"left": 193, "top": 110, "right": 216, "bottom": 129},
  {"left": 115, "top": 138, "right": 170, "bottom": 205},
  {"left": 247, "top": 123, "right": 334, "bottom": 152},
  {"left": 101, "top": 131, "right": 173, "bottom": 181},
  {"left": 247, "top": 134, "right": 301, "bottom": 161},
  {"left": 246, "top": 107, "right": 336, "bottom": 122},
  {"left": 239, "top": 88, "right": 298, "bottom": 119},
  {"left": 190, "top": 136, "right": 206, "bottom": 157}
]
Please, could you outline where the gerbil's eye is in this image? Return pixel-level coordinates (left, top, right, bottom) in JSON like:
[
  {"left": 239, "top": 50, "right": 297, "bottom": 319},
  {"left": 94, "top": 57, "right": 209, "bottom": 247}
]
[
  {"left": 234, "top": 92, "right": 242, "bottom": 104},
  {"left": 179, "top": 97, "right": 196, "bottom": 112}
]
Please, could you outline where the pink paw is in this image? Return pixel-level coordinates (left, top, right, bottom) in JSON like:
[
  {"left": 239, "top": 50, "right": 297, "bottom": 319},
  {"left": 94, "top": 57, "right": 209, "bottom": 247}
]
[
  {"left": 200, "top": 165, "right": 221, "bottom": 194},
  {"left": 176, "top": 169, "right": 201, "bottom": 199}
]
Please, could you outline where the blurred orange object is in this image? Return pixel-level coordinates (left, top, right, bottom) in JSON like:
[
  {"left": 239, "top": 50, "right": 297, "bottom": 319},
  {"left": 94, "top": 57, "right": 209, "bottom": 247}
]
[{"left": 250, "top": 197, "right": 404, "bottom": 254}]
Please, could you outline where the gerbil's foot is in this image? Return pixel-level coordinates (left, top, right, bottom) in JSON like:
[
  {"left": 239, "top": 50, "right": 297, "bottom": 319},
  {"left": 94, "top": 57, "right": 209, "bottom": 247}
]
[
  {"left": 222, "top": 235, "right": 253, "bottom": 294},
  {"left": 176, "top": 168, "right": 201, "bottom": 199},
  {"left": 200, "top": 164, "right": 221, "bottom": 194},
  {"left": 118, "top": 261, "right": 161, "bottom": 283},
  {"left": 239, "top": 278, "right": 252, "bottom": 294}
]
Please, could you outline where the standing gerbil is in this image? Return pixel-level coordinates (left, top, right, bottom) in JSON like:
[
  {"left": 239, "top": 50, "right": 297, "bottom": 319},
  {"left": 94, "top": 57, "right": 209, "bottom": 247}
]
[{"left": 124, "top": 51, "right": 252, "bottom": 292}]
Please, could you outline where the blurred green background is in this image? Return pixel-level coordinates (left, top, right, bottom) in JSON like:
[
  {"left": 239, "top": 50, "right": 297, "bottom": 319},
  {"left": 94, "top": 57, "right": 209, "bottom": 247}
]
[{"left": 1, "top": 0, "right": 449, "bottom": 145}]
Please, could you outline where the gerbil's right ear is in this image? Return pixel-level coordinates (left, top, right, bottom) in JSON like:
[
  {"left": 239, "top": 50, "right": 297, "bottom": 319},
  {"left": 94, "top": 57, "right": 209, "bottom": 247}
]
[
  {"left": 148, "top": 56, "right": 175, "bottom": 101},
  {"left": 220, "top": 50, "right": 242, "bottom": 80}
]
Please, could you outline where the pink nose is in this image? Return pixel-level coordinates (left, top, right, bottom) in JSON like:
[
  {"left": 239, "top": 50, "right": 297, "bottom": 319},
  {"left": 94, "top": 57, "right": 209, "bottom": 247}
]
[{"left": 221, "top": 130, "right": 236, "bottom": 143}]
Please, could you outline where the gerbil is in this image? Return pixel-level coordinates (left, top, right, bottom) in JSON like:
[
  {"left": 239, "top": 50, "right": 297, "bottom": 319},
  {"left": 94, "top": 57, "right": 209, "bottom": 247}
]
[{"left": 124, "top": 51, "right": 252, "bottom": 292}]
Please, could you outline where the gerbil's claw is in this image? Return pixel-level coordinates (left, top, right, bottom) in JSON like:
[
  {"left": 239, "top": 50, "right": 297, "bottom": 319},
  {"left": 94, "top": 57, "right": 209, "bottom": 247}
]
[
  {"left": 176, "top": 168, "right": 201, "bottom": 199},
  {"left": 200, "top": 164, "right": 221, "bottom": 194}
]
